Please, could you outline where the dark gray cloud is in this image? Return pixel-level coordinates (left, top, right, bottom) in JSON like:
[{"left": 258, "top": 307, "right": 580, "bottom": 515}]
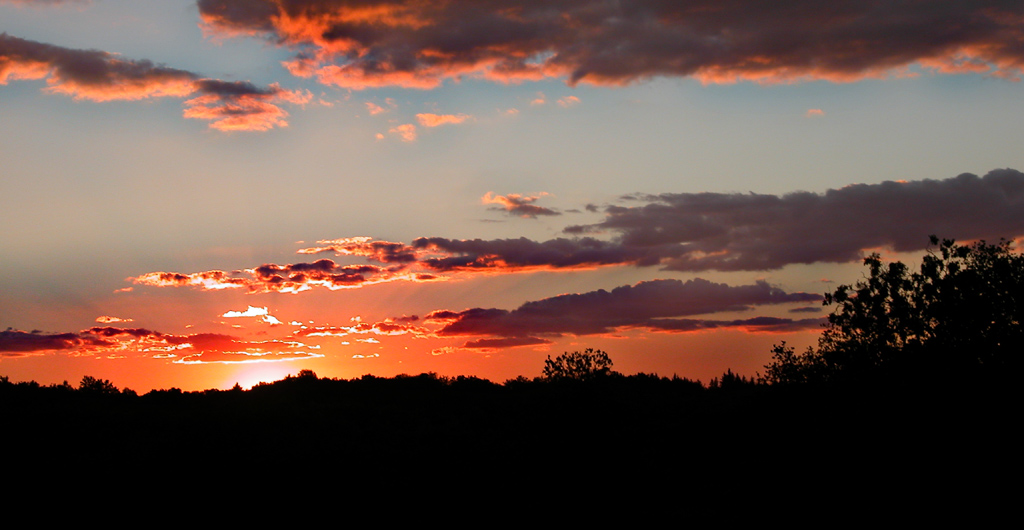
[
  {"left": 411, "top": 236, "right": 655, "bottom": 271},
  {"left": 569, "top": 169, "right": 1024, "bottom": 271},
  {"left": 427, "top": 278, "right": 821, "bottom": 341},
  {"left": 197, "top": 0, "right": 1024, "bottom": 88}
]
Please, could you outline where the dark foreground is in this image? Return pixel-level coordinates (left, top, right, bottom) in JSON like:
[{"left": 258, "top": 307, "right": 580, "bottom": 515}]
[{"left": 4, "top": 372, "right": 1014, "bottom": 491}]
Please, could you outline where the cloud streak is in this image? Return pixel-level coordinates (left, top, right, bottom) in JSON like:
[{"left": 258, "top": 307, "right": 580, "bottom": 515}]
[
  {"left": 0, "top": 327, "right": 322, "bottom": 363},
  {"left": 131, "top": 258, "right": 439, "bottom": 294},
  {"left": 197, "top": 0, "right": 1024, "bottom": 89}
]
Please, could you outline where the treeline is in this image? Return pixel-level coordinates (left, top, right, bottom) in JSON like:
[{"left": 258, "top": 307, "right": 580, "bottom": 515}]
[{"left": 2, "top": 236, "right": 1019, "bottom": 475}]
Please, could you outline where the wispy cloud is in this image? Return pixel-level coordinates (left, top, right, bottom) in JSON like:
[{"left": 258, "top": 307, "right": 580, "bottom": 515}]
[
  {"left": 557, "top": 96, "right": 580, "bottom": 107},
  {"left": 482, "top": 192, "right": 560, "bottom": 218}
]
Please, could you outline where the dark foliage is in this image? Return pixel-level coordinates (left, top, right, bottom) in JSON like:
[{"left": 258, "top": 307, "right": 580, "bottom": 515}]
[
  {"left": 765, "top": 236, "right": 1023, "bottom": 384},
  {"left": 542, "top": 348, "right": 615, "bottom": 381}
]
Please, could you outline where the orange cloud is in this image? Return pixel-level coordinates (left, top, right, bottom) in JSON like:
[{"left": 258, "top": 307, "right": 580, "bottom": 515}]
[
  {"left": 806, "top": 108, "right": 825, "bottom": 117},
  {"left": 416, "top": 113, "right": 471, "bottom": 127},
  {"left": 184, "top": 81, "right": 311, "bottom": 131},
  {"left": 389, "top": 123, "right": 417, "bottom": 141}
]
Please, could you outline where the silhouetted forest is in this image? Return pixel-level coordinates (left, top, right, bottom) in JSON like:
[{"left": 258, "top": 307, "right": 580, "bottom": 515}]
[{"left": 3, "top": 238, "right": 1018, "bottom": 482}]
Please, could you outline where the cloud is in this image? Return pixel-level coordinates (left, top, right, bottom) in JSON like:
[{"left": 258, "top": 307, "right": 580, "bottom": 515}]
[
  {"left": 0, "top": 327, "right": 321, "bottom": 363},
  {"left": 96, "top": 316, "right": 133, "bottom": 323},
  {"left": 567, "top": 168, "right": 1024, "bottom": 272},
  {"left": 296, "top": 236, "right": 418, "bottom": 262},
  {"left": 222, "top": 306, "right": 271, "bottom": 318},
  {"left": 557, "top": 96, "right": 580, "bottom": 107},
  {"left": 428, "top": 278, "right": 821, "bottom": 342},
  {"left": 303, "top": 278, "right": 821, "bottom": 351},
  {"left": 481, "top": 192, "right": 560, "bottom": 218},
  {"left": 169, "top": 334, "right": 322, "bottom": 364},
  {"left": 461, "top": 337, "right": 553, "bottom": 349},
  {"left": 1, "top": 329, "right": 94, "bottom": 355},
  {"left": 131, "top": 257, "right": 436, "bottom": 293},
  {"left": 409, "top": 236, "right": 648, "bottom": 272},
  {"left": 222, "top": 305, "right": 283, "bottom": 325},
  {"left": 389, "top": 123, "right": 417, "bottom": 141},
  {"left": 0, "top": 33, "right": 196, "bottom": 101},
  {"left": 133, "top": 169, "right": 1024, "bottom": 293},
  {"left": 365, "top": 98, "right": 395, "bottom": 115},
  {"left": 416, "top": 113, "right": 471, "bottom": 127},
  {"left": 806, "top": 108, "right": 825, "bottom": 117},
  {"left": 296, "top": 320, "right": 430, "bottom": 339},
  {"left": 197, "top": 1, "right": 1024, "bottom": 89},
  {"left": 184, "top": 80, "right": 312, "bottom": 131},
  {"left": 0, "top": 33, "right": 306, "bottom": 130}
]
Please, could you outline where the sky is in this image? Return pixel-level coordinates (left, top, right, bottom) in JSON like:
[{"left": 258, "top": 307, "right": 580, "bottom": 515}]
[{"left": 3, "top": 0, "right": 1024, "bottom": 391}]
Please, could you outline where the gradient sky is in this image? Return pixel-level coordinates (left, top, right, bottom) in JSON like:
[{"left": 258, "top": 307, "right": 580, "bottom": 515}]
[{"left": 4, "top": 0, "right": 1024, "bottom": 391}]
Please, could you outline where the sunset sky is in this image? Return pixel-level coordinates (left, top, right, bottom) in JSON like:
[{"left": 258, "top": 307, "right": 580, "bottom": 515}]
[{"left": 4, "top": 0, "right": 1024, "bottom": 391}]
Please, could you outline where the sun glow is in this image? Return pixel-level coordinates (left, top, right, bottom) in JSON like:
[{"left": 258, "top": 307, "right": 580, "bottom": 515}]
[{"left": 228, "top": 365, "right": 309, "bottom": 390}]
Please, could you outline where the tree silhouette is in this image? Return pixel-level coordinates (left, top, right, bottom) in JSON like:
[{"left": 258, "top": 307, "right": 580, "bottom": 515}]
[
  {"left": 765, "top": 236, "right": 1023, "bottom": 384},
  {"left": 78, "top": 375, "right": 119, "bottom": 394},
  {"left": 542, "top": 348, "right": 614, "bottom": 381}
]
